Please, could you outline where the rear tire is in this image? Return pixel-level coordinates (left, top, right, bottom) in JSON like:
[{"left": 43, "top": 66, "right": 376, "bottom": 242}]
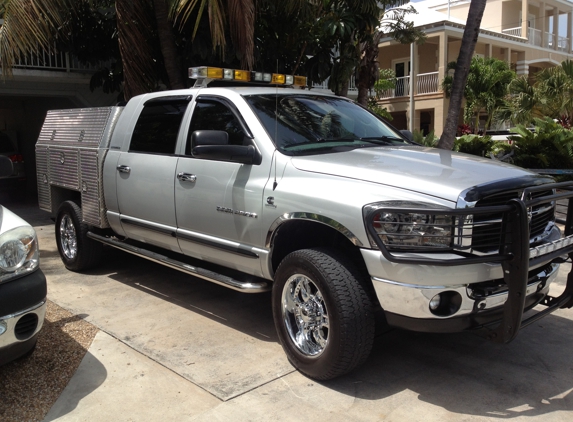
[
  {"left": 272, "top": 248, "right": 375, "bottom": 380},
  {"left": 55, "top": 200, "right": 102, "bottom": 271}
]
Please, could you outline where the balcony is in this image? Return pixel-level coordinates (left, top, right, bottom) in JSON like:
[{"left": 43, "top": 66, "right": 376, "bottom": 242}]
[
  {"left": 4, "top": 44, "right": 100, "bottom": 72},
  {"left": 378, "top": 72, "right": 440, "bottom": 99},
  {"left": 312, "top": 72, "right": 440, "bottom": 99},
  {"left": 501, "top": 27, "right": 570, "bottom": 52}
]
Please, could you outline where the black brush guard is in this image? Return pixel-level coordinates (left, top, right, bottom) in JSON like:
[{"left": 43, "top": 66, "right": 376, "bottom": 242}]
[{"left": 365, "top": 181, "right": 573, "bottom": 343}]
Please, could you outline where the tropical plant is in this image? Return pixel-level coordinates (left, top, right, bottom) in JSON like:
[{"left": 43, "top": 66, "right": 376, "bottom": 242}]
[
  {"left": 367, "top": 68, "right": 395, "bottom": 119},
  {"left": 507, "top": 117, "right": 573, "bottom": 170},
  {"left": 412, "top": 129, "right": 437, "bottom": 147},
  {"left": 0, "top": 0, "right": 258, "bottom": 99},
  {"left": 454, "top": 134, "right": 494, "bottom": 156},
  {"left": 438, "top": 0, "right": 487, "bottom": 150},
  {"left": 498, "top": 60, "right": 573, "bottom": 129},
  {"left": 442, "top": 57, "right": 515, "bottom": 133}
]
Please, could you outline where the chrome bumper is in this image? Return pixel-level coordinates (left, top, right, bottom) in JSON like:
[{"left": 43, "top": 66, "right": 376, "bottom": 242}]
[
  {"left": 0, "top": 299, "right": 47, "bottom": 348},
  {"left": 372, "top": 263, "right": 559, "bottom": 320}
]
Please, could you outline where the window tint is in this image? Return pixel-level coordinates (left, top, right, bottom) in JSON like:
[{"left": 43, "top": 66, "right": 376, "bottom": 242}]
[
  {"left": 189, "top": 100, "right": 246, "bottom": 148},
  {"left": 129, "top": 101, "right": 188, "bottom": 154}
]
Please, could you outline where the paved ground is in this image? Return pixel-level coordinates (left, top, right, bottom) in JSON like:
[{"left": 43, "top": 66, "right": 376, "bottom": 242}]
[{"left": 10, "top": 202, "right": 573, "bottom": 421}]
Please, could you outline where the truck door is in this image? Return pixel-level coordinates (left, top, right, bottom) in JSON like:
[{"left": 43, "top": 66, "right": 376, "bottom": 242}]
[
  {"left": 174, "top": 96, "right": 269, "bottom": 276},
  {"left": 115, "top": 96, "right": 191, "bottom": 251}
]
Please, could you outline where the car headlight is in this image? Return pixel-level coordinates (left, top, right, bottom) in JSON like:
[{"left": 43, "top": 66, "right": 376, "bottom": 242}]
[
  {"left": 0, "top": 226, "right": 39, "bottom": 282},
  {"left": 364, "top": 202, "right": 454, "bottom": 251}
]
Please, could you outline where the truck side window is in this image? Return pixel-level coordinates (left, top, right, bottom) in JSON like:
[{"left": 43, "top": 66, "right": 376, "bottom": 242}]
[
  {"left": 189, "top": 100, "right": 246, "bottom": 148},
  {"left": 129, "top": 102, "right": 188, "bottom": 154}
]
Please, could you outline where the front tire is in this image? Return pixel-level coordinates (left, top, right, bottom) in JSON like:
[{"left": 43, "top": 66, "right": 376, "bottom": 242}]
[
  {"left": 55, "top": 201, "right": 102, "bottom": 271},
  {"left": 272, "top": 248, "right": 375, "bottom": 380}
]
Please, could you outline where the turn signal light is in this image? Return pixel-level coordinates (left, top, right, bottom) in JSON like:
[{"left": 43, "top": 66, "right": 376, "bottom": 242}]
[{"left": 189, "top": 66, "right": 306, "bottom": 87}]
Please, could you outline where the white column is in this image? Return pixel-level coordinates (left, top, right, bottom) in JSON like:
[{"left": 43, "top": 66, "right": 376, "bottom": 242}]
[
  {"left": 504, "top": 47, "right": 511, "bottom": 64},
  {"left": 554, "top": 7, "right": 559, "bottom": 50},
  {"left": 541, "top": 2, "right": 546, "bottom": 47},
  {"left": 409, "top": 42, "right": 416, "bottom": 132},
  {"left": 516, "top": 61, "right": 529, "bottom": 76},
  {"left": 521, "top": 0, "right": 528, "bottom": 38},
  {"left": 565, "top": 12, "right": 573, "bottom": 54},
  {"left": 484, "top": 43, "right": 492, "bottom": 58}
]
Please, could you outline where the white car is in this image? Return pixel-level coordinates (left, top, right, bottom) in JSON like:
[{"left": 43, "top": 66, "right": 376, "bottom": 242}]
[{"left": 0, "top": 156, "right": 46, "bottom": 365}]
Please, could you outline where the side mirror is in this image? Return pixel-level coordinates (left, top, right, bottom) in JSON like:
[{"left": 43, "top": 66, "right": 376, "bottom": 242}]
[
  {"left": 400, "top": 130, "right": 414, "bottom": 142},
  {"left": 193, "top": 144, "right": 260, "bottom": 165},
  {"left": 189, "top": 130, "right": 261, "bottom": 165},
  {"left": 191, "top": 130, "right": 229, "bottom": 146},
  {"left": 0, "top": 155, "right": 13, "bottom": 178}
]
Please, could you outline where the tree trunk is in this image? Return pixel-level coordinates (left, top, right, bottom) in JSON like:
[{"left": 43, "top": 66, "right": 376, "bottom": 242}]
[
  {"left": 116, "top": 0, "right": 158, "bottom": 100},
  {"left": 437, "top": 0, "right": 487, "bottom": 150},
  {"left": 356, "top": 37, "right": 380, "bottom": 106},
  {"left": 152, "top": 0, "right": 185, "bottom": 90}
]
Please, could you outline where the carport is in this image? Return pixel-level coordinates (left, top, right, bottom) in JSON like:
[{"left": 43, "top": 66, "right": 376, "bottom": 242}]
[{"left": 0, "top": 62, "right": 116, "bottom": 202}]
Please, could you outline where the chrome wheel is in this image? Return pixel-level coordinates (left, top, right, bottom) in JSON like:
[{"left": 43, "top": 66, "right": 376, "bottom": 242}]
[
  {"left": 59, "top": 214, "right": 78, "bottom": 260},
  {"left": 281, "top": 274, "right": 329, "bottom": 357}
]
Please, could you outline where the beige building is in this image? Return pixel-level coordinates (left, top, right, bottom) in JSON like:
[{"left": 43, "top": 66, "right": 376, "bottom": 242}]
[{"left": 377, "top": 0, "right": 573, "bottom": 135}]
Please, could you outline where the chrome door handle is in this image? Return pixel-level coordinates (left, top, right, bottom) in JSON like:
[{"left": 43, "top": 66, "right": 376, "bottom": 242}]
[
  {"left": 117, "top": 165, "right": 131, "bottom": 174},
  {"left": 177, "top": 172, "right": 197, "bottom": 183}
]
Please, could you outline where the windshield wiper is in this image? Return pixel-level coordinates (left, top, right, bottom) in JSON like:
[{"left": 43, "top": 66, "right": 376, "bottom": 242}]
[
  {"left": 358, "top": 136, "right": 404, "bottom": 144},
  {"left": 316, "top": 137, "right": 357, "bottom": 143}
]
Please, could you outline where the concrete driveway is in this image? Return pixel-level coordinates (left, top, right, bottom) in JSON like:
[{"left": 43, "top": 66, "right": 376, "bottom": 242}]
[{"left": 19, "top": 204, "right": 573, "bottom": 421}]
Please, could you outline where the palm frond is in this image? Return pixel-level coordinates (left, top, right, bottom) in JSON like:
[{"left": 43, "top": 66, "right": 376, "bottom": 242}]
[{"left": 0, "top": 0, "right": 71, "bottom": 74}]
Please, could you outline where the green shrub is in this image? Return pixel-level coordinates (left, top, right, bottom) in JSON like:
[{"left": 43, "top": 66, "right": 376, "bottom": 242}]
[
  {"left": 507, "top": 117, "right": 573, "bottom": 170},
  {"left": 412, "top": 130, "right": 438, "bottom": 147},
  {"left": 454, "top": 134, "right": 495, "bottom": 156}
]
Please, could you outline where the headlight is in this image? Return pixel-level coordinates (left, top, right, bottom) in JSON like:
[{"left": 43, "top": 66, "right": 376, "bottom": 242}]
[
  {"left": 364, "top": 202, "right": 454, "bottom": 251},
  {"left": 0, "top": 226, "right": 39, "bottom": 282}
]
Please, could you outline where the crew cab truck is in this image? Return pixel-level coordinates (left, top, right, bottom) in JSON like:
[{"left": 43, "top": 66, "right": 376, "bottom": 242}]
[{"left": 36, "top": 66, "right": 573, "bottom": 380}]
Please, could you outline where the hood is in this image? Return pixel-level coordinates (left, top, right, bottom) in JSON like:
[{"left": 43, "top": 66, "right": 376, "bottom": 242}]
[{"left": 291, "top": 146, "right": 538, "bottom": 202}]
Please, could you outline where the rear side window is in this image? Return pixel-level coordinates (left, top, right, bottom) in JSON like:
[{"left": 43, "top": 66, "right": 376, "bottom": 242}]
[{"left": 129, "top": 96, "right": 191, "bottom": 154}]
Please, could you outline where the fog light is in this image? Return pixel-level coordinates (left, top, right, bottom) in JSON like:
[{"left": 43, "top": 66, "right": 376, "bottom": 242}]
[
  {"left": 0, "top": 320, "right": 7, "bottom": 336},
  {"left": 428, "top": 291, "right": 462, "bottom": 316},
  {"left": 429, "top": 295, "right": 441, "bottom": 310}
]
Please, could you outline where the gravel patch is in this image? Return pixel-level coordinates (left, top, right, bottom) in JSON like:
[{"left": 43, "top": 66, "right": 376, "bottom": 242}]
[{"left": 0, "top": 300, "right": 98, "bottom": 422}]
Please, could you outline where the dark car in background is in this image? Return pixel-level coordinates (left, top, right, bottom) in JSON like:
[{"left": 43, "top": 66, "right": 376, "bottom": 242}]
[{"left": 0, "top": 131, "right": 26, "bottom": 194}]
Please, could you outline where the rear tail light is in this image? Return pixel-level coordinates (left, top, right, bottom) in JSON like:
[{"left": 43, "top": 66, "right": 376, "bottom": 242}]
[{"left": 8, "top": 154, "right": 24, "bottom": 163}]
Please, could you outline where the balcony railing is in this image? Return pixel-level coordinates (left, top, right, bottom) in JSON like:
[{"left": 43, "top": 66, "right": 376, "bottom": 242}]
[
  {"left": 7, "top": 44, "right": 99, "bottom": 72},
  {"left": 312, "top": 76, "right": 358, "bottom": 93},
  {"left": 502, "top": 27, "right": 570, "bottom": 52},
  {"left": 378, "top": 72, "right": 440, "bottom": 99},
  {"left": 311, "top": 71, "right": 440, "bottom": 98}
]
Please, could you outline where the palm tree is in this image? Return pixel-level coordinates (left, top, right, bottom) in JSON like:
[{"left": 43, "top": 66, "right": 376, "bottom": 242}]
[
  {"left": 497, "top": 76, "right": 542, "bottom": 126},
  {"left": 497, "top": 60, "right": 573, "bottom": 127},
  {"left": 0, "top": 0, "right": 256, "bottom": 99},
  {"left": 438, "top": 0, "right": 487, "bottom": 150},
  {"left": 442, "top": 57, "right": 515, "bottom": 132}
]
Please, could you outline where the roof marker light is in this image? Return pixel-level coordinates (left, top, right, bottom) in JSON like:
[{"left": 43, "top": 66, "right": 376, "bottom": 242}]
[
  {"left": 189, "top": 66, "right": 307, "bottom": 87},
  {"left": 272, "top": 74, "right": 286, "bottom": 84}
]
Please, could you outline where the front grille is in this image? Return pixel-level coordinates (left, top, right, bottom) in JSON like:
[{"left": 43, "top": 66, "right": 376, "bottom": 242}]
[
  {"left": 471, "top": 189, "right": 555, "bottom": 253},
  {"left": 15, "top": 313, "right": 39, "bottom": 340}
]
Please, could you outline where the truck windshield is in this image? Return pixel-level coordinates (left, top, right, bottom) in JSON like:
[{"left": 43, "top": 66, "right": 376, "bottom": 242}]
[{"left": 245, "top": 94, "right": 410, "bottom": 155}]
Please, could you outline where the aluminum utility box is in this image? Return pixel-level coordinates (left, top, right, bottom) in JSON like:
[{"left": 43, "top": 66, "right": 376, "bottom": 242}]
[{"left": 36, "top": 107, "right": 123, "bottom": 228}]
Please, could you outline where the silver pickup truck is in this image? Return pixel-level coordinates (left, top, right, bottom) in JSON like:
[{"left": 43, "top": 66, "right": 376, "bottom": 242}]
[{"left": 36, "top": 66, "right": 573, "bottom": 380}]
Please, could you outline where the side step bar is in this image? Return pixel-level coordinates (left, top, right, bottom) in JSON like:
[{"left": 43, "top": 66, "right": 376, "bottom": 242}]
[{"left": 87, "top": 232, "right": 270, "bottom": 293}]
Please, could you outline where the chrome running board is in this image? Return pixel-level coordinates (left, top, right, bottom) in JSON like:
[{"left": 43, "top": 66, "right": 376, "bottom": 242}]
[{"left": 87, "top": 232, "right": 270, "bottom": 293}]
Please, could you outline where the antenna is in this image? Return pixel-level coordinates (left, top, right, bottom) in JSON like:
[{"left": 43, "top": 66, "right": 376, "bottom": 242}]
[{"left": 273, "top": 60, "right": 279, "bottom": 191}]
